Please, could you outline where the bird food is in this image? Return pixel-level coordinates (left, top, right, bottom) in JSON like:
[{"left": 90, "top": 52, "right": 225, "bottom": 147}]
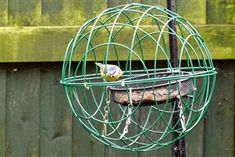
[
  {"left": 108, "top": 71, "right": 192, "bottom": 106},
  {"left": 60, "top": 3, "right": 217, "bottom": 151}
]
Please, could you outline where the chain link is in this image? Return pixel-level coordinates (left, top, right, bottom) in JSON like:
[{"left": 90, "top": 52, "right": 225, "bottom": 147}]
[
  {"left": 102, "top": 87, "right": 111, "bottom": 136},
  {"left": 120, "top": 88, "right": 133, "bottom": 139}
]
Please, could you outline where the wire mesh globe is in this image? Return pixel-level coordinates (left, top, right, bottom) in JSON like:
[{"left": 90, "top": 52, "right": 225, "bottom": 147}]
[{"left": 60, "top": 3, "right": 217, "bottom": 152}]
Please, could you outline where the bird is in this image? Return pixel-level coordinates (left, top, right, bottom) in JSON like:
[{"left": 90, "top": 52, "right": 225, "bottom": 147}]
[{"left": 95, "top": 62, "right": 124, "bottom": 81}]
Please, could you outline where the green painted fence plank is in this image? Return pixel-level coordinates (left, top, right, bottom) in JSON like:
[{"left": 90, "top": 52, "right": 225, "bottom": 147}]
[
  {"left": 138, "top": 107, "right": 172, "bottom": 157},
  {"left": 198, "top": 25, "right": 235, "bottom": 60},
  {"left": 107, "top": 0, "right": 166, "bottom": 7},
  {"left": 40, "top": 64, "right": 72, "bottom": 156},
  {"left": 0, "top": 25, "right": 234, "bottom": 62},
  {"left": 72, "top": 63, "right": 105, "bottom": 157},
  {"left": 5, "top": 64, "right": 40, "bottom": 157},
  {"left": 104, "top": 103, "right": 138, "bottom": 157},
  {"left": 185, "top": 121, "right": 204, "bottom": 157},
  {"left": 8, "top": 0, "right": 41, "bottom": 26},
  {"left": 107, "top": 0, "right": 166, "bottom": 26},
  {"left": 0, "top": 0, "right": 8, "bottom": 26},
  {"left": 176, "top": 0, "right": 206, "bottom": 24},
  {"left": 105, "top": 148, "right": 138, "bottom": 157},
  {"left": 139, "top": 146, "right": 171, "bottom": 157},
  {"left": 139, "top": 0, "right": 166, "bottom": 6},
  {"left": 107, "top": 0, "right": 140, "bottom": 7},
  {"left": 204, "top": 61, "right": 234, "bottom": 157},
  {"left": 41, "top": 0, "right": 74, "bottom": 26},
  {"left": 0, "top": 26, "right": 76, "bottom": 62},
  {"left": 207, "top": 0, "right": 235, "bottom": 24},
  {"left": 74, "top": 0, "right": 107, "bottom": 26},
  {"left": 3, "top": 0, "right": 235, "bottom": 26},
  {"left": 0, "top": 70, "right": 6, "bottom": 157},
  {"left": 72, "top": 118, "right": 105, "bottom": 157},
  {"left": 0, "top": 61, "right": 233, "bottom": 156}
]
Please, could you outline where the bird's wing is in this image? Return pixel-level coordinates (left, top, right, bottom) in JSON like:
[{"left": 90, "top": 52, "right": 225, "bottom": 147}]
[{"left": 107, "top": 66, "right": 118, "bottom": 76}]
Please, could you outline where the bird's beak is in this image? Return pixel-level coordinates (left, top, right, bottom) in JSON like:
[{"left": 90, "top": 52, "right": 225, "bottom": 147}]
[{"left": 95, "top": 62, "right": 103, "bottom": 68}]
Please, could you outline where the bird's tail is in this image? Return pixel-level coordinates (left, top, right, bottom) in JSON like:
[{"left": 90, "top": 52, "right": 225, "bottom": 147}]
[{"left": 95, "top": 62, "right": 104, "bottom": 68}]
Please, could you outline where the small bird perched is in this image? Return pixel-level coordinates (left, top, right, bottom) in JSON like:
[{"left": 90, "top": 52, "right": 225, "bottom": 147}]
[{"left": 95, "top": 62, "right": 124, "bottom": 81}]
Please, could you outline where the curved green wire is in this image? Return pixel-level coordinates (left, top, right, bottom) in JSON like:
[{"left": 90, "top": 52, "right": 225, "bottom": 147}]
[{"left": 60, "top": 3, "right": 217, "bottom": 152}]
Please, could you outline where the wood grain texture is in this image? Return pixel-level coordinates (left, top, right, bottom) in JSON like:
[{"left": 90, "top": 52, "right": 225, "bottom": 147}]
[
  {"left": 138, "top": 107, "right": 172, "bottom": 157},
  {"left": 40, "top": 64, "right": 72, "bottom": 157},
  {"left": 5, "top": 64, "right": 40, "bottom": 157},
  {"left": 0, "top": 0, "right": 234, "bottom": 155},
  {"left": 8, "top": 0, "right": 41, "bottom": 26},
  {"left": 1, "top": 0, "right": 234, "bottom": 25},
  {"left": 0, "top": 61, "right": 233, "bottom": 156},
  {"left": 0, "top": 26, "right": 233, "bottom": 62},
  {"left": 207, "top": 0, "right": 235, "bottom": 24},
  {"left": 197, "top": 25, "right": 235, "bottom": 60},
  {"left": 104, "top": 104, "right": 138, "bottom": 157},
  {"left": 204, "top": 61, "right": 234, "bottom": 157},
  {"left": 41, "top": 0, "right": 74, "bottom": 26},
  {"left": 72, "top": 118, "right": 105, "bottom": 157},
  {"left": 107, "top": 0, "right": 166, "bottom": 7},
  {"left": 185, "top": 121, "right": 204, "bottom": 157},
  {"left": 0, "top": 27, "right": 76, "bottom": 62},
  {"left": 0, "top": 70, "right": 6, "bottom": 157},
  {"left": 72, "top": 64, "right": 105, "bottom": 157},
  {"left": 139, "top": 0, "right": 166, "bottom": 7},
  {"left": 176, "top": 0, "right": 206, "bottom": 24},
  {"left": 74, "top": 0, "right": 107, "bottom": 25},
  {"left": 0, "top": 0, "right": 8, "bottom": 26}
]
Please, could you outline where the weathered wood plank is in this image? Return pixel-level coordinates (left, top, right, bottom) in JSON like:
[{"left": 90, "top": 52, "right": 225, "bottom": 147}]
[
  {"left": 0, "top": 60, "right": 233, "bottom": 157},
  {"left": 0, "top": 0, "right": 8, "bottom": 26},
  {"left": 40, "top": 64, "right": 72, "bottom": 156},
  {"left": 204, "top": 61, "right": 234, "bottom": 157},
  {"left": 135, "top": 67, "right": 172, "bottom": 157},
  {"left": 107, "top": 0, "right": 166, "bottom": 7},
  {"left": 176, "top": 0, "right": 206, "bottom": 24},
  {"left": 41, "top": 0, "right": 74, "bottom": 25},
  {"left": 104, "top": 103, "right": 138, "bottom": 157},
  {"left": 74, "top": 0, "right": 107, "bottom": 25},
  {"left": 138, "top": 147, "right": 171, "bottom": 157},
  {"left": 139, "top": 0, "right": 166, "bottom": 7},
  {"left": 0, "top": 25, "right": 234, "bottom": 62},
  {"left": 105, "top": 147, "right": 138, "bottom": 157},
  {"left": 0, "top": 27, "right": 76, "bottom": 62},
  {"left": 107, "top": 0, "right": 166, "bottom": 25},
  {"left": 185, "top": 121, "right": 204, "bottom": 157},
  {"left": 8, "top": 0, "right": 41, "bottom": 26},
  {"left": 0, "top": 69, "right": 6, "bottom": 157},
  {"left": 72, "top": 63, "right": 105, "bottom": 157},
  {"left": 72, "top": 118, "right": 105, "bottom": 157},
  {"left": 198, "top": 25, "right": 235, "bottom": 60},
  {"left": 207, "top": 0, "right": 235, "bottom": 24},
  {"left": 5, "top": 64, "right": 40, "bottom": 157},
  {"left": 107, "top": 0, "right": 140, "bottom": 7}
]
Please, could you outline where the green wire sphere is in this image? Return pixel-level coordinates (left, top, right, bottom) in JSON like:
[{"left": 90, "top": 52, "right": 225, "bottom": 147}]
[{"left": 60, "top": 3, "right": 217, "bottom": 151}]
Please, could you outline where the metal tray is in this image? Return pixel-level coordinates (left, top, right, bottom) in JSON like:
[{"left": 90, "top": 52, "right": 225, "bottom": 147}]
[{"left": 108, "top": 71, "right": 191, "bottom": 106}]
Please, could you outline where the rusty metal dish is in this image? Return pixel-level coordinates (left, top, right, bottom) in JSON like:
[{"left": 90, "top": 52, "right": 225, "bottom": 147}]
[{"left": 108, "top": 71, "right": 192, "bottom": 106}]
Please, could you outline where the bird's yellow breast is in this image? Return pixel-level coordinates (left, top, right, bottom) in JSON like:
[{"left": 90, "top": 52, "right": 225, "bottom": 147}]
[{"left": 100, "top": 71, "right": 121, "bottom": 81}]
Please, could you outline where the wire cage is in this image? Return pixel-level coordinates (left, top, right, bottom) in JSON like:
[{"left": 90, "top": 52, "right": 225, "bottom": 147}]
[{"left": 60, "top": 3, "right": 217, "bottom": 152}]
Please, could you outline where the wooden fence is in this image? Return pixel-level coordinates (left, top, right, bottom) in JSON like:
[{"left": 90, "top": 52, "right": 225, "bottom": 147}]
[{"left": 0, "top": 0, "right": 234, "bottom": 157}]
